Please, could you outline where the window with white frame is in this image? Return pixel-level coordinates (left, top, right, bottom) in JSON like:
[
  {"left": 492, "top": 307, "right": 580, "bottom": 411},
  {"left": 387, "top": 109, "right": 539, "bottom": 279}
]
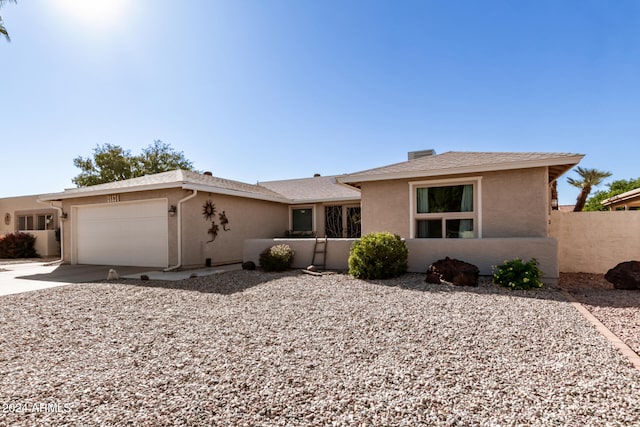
[
  {"left": 411, "top": 179, "right": 480, "bottom": 238},
  {"left": 17, "top": 213, "right": 55, "bottom": 231}
]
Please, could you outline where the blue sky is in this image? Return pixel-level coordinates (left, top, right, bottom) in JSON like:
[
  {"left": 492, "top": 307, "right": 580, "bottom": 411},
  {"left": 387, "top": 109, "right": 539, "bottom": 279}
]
[{"left": 1, "top": 0, "right": 639, "bottom": 204}]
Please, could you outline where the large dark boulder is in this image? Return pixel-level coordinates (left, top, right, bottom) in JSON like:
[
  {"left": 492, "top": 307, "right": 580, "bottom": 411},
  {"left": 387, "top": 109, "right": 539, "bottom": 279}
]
[
  {"left": 426, "top": 257, "right": 480, "bottom": 287},
  {"left": 605, "top": 261, "right": 640, "bottom": 290}
]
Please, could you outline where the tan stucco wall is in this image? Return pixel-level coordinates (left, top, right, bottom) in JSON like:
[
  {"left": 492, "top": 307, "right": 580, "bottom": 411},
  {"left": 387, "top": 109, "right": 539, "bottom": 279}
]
[
  {"left": 180, "top": 193, "right": 288, "bottom": 267},
  {"left": 359, "top": 167, "right": 550, "bottom": 238},
  {"left": 405, "top": 238, "right": 558, "bottom": 283},
  {"left": 1, "top": 195, "right": 59, "bottom": 235},
  {"left": 244, "top": 238, "right": 355, "bottom": 270},
  {"left": 244, "top": 236, "right": 558, "bottom": 283},
  {"left": 481, "top": 168, "right": 548, "bottom": 237},
  {"left": 549, "top": 210, "right": 640, "bottom": 273}
]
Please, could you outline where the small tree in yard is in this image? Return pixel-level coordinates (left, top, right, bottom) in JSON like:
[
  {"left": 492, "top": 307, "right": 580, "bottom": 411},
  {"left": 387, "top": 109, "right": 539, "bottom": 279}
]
[{"left": 348, "top": 232, "right": 408, "bottom": 280}]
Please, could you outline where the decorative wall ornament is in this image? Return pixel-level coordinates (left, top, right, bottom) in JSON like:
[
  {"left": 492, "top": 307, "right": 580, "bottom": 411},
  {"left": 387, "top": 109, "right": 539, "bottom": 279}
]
[
  {"left": 202, "top": 200, "right": 217, "bottom": 221},
  {"left": 207, "top": 222, "right": 219, "bottom": 243},
  {"left": 202, "top": 200, "right": 230, "bottom": 243},
  {"left": 219, "top": 211, "right": 230, "bottom": 231}
]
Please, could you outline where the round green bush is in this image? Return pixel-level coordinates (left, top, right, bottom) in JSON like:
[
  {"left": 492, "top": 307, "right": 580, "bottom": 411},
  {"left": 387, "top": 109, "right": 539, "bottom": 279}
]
[
  {"left": 493, "top": 258, "right": 543, "bottom": 290},
  {"left": 348, "top": 232, "right": 408, "bottom": 279},
  {"left": 259, "top": 244, "right": 295, "bottom": 272}
]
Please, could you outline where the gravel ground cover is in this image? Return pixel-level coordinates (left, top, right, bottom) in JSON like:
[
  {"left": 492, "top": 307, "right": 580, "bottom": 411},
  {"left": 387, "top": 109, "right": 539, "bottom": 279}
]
[
  {"left": 1, "top": 271, "right": 639, "bottom": 426},
  {"left": 560, "top": 272, "right": 640, "bottom": 357}
]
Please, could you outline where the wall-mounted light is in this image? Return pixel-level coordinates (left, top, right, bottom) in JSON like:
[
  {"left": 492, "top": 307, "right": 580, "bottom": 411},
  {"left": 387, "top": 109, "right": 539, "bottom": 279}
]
[
  {"left": 551, "top": 199, "right": 559, "bottom": 210},
  {"left": 60, "top": 212, "right": 68, "bottom": 220},
  {"left": 168, "top": 205, "right": 177, "bottom": 217}
]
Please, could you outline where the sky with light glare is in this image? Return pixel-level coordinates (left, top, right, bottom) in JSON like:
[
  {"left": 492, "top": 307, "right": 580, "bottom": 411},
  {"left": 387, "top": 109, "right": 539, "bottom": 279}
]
[{"left": 1, "top": 0, "right": 639, "bottom": 204}]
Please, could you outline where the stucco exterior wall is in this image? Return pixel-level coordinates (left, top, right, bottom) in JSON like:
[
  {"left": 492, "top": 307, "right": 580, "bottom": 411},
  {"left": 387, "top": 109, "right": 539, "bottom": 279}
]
[
  {"left": 360, "top": 180, "right": 410, "bottom": 236},
  {"left": 549, "top": 210, "right": 640, "bottom": 273},
  {"left": 481, "top": 168, "right": 548, "bottom": 237},
  {"left": 358, "top": 167, "right": 549, "bottom": 238},
  {"left": 0, "top": 195, "right": 59, "bottom": 235},
  {"left": 0, "top": 195, "right": 60, "bottom": 257},
  {"left": 57, "top": 189, "right": 288, "bottom": 267},
  {"left": 181, "top": 193, "right": 288, "bottom": 267}
]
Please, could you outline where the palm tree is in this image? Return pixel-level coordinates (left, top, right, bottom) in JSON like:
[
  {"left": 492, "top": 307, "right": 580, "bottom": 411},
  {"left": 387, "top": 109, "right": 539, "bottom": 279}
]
[
  {"left": 567, "top": 167, "right": 612, "bottom": 212},
  {"left": 0, "top": 0, "right": 16, "bottom": 42}
]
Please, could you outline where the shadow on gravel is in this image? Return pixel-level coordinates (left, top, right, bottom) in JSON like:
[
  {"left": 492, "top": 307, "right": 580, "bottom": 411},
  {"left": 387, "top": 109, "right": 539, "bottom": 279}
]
[
  {"left": 559, "top": 272, "right": 640, "bottom": 309},
  {"left": 356, "top": 273, "right": 571, "bottom": 303},
  {"left": 116, "top": 270, "right": 301, "bottom": 295}
]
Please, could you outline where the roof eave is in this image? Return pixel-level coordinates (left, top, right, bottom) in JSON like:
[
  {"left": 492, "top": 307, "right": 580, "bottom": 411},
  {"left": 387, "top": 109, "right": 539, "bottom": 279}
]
[
  {"left": 287, "top": 196, "right": 361, "bottom": 204},
  {"left": 602, "top": 187, "right": 640, "bottom": 206},
  {"left": 183, "top": 183, "right": 290, "bottom": 203},
  {"left": 37, "top": 182, "right": 185, "bottom": 201}
]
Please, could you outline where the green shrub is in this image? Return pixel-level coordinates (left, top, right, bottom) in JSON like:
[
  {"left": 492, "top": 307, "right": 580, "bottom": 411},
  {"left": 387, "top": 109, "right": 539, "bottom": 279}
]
[
  {"left": 259, "top": 244, "right": 294, "bottom": 272},
  {"left": 493, "top": 258, "right": 543, "bottom": 290},
  {"left": 0, "top": 232, "right": 38, "bottom": 259},
  {"left": 348, "top": 232, "right": 408, "bottom": 279}
]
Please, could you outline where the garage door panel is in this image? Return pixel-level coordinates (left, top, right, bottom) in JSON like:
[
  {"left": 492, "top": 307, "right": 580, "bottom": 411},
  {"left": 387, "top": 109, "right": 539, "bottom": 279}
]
[{"left": 75, "top": 200, "right": 168, "bottom": 267}]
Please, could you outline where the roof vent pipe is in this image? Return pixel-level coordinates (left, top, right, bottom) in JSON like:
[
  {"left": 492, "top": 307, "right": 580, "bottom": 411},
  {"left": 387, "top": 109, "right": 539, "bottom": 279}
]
[
  {"left": 408, "top": 149, "right": 436, "bottom": 160},
  {"left": 203, "top": 171, "right": 213, "bottom": 176},
  {"left": 313, "top": 173, "right": 321, "bottom": 177}
]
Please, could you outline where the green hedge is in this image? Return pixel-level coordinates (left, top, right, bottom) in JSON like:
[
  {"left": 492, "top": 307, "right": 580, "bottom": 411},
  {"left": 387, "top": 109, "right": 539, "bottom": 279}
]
[{"left": 348, "top": 232, "right": 408, "bottom": 279}]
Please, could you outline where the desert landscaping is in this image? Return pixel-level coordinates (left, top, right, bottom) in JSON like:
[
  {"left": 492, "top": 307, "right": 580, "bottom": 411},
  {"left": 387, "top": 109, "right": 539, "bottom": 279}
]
[{"left": 0, "top": 269, "right": 639, "bottom": 426}]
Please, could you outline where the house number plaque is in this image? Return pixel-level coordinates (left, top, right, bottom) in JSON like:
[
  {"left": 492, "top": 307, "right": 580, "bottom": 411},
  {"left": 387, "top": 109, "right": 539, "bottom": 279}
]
[{"left": 106, "top": 194, "right": 120, "bottom": 203}]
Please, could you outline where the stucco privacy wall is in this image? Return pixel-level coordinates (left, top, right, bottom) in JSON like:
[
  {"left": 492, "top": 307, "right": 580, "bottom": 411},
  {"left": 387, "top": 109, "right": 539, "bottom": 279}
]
[
  {"left": 244, "top": 238, "right": 354, "bottom": 270},
  {"left": 180, "top": 193, "right": 288, "bottom": 267},
  {"left": 549, "top": 210, "right": 640, "bottom": 273},
  {"left": 244, "top": 237, "right": 558, "bottom": 282},
  {"left": 359, "top": 168, "right": 550, "bottom": 238}
]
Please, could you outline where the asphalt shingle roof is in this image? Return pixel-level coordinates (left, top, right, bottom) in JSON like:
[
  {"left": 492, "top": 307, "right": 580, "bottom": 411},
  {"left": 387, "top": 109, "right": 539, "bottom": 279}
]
[
  {"left": 259, "top": 175, "right": 361, "bottom": 203},
  {"left": 340, "top": 151, "right": 584, "bottom": 183},
  {"left": 39, "top": 170, "right": 288, "bottom": 202}
]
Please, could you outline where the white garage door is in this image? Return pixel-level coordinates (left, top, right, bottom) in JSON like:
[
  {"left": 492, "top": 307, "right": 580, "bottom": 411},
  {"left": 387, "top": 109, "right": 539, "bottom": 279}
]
[{"left": 75, "top": 199, "right": 169, "bottom": 267}]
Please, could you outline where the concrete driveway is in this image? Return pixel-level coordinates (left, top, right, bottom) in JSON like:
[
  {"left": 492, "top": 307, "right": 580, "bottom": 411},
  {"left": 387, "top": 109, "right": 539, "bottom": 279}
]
[
  {"left": 0, "top": 261, "right": 243, "bottom": 296},
  {"left": 0, "top": 262, "right": 151, "bottom": 296}
]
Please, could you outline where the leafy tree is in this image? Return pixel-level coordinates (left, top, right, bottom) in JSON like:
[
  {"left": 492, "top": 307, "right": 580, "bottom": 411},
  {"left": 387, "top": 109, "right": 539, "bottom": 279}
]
[
  {"left": 567, "top": 167, "right": 612, "bottom": 212},
  {"left": 0, "top": 0, "right": 16, "bottom": 42},
  {"left": 72, "top": 141, "right": 195, "bottom": 187},
  {"left": 136, "top": 140, "right": 194, "bottom": 175},
  {"left": 584, "top": 177, "right": 640, "bottom": 211}
]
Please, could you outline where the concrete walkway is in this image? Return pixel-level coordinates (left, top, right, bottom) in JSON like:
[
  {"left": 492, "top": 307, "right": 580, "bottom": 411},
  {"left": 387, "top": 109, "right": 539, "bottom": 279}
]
[{"left": 0, "top": 262, "right": 242, "bottom": 296}]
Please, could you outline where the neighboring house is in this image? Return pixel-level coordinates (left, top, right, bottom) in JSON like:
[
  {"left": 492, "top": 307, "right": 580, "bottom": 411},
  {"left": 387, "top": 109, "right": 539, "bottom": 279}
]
[
  {"left": 334, "top": 150, "right": 584, "bottom": 279},
  {"left": 0, "top": 195, "right": 60, "bottom": 257},
  {"left": 37, "top": 170, "right": 360, "bottom": 268},
  {"left": 602, "top": 188, "right": 640, "bottom": 211}
]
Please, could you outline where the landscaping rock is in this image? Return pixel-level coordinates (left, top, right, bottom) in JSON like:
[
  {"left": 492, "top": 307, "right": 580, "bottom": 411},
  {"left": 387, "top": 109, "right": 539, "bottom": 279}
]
[
  {"left": 242, "top": 261, "right": 256, "bottom": 270},
  {"left": 605, "top": 261, "right": 640, "bottom": 290},
  {"left": 426, "top": 257, "right": 480, "bottom": 286}
]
